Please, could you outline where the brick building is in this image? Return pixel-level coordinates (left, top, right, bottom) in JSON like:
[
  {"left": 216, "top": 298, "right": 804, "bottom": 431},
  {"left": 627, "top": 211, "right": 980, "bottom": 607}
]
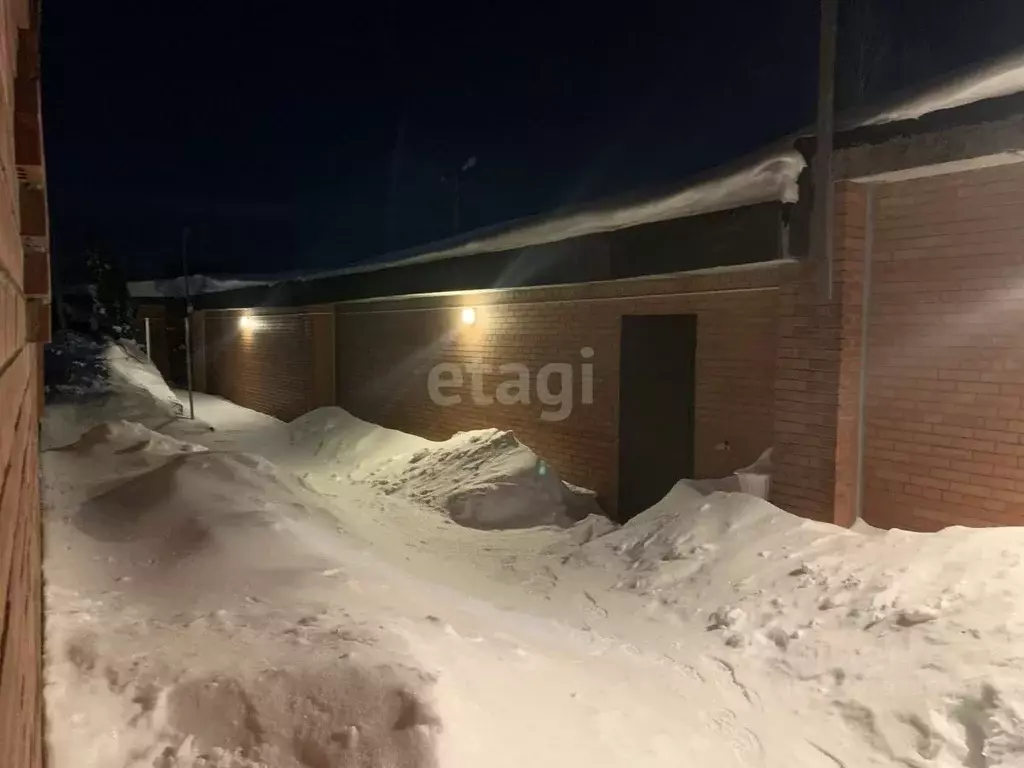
[
  {"left": 195, "top": 150, "right": 800, "bottom": 521},
  {"left": 182, "top": 53, "right": 1024, "bottom": 532},
  {"left": 0, "top": 0, "right": 49, "bottom": 764}
]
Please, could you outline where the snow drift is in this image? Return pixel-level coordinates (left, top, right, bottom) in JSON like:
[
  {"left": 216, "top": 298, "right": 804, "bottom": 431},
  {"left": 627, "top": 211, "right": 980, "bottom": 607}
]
[
  {"left": 290, "top": 407, "right": 600, "bottom": 529},
  {"left": 41, "top": 338, "right": 1024, "bottom": 767},
  {"left": 576, "top": 481, "right": 1024, "bottom": 766},
  {"left": 43, "top": 333, "right": 186, "bottom": 450},
  {"left": 45, "top": 420, "right": 440, "bottom": 768}
]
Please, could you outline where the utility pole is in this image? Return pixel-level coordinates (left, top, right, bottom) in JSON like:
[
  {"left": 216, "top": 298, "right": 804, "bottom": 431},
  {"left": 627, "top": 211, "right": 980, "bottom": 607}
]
[
  {"left": 386, "top": 115, "right": 407, "bottom": 249},
  {"left": 453, "top": 172, "right": 461, "bottom": 235},
  {"left": 813, "top": 0, "right": 839, "bottom": 300},
  {"left": 181, "top": 226, "right": 195, "bottom": 420},
  {"left": 446, "top": 156, "right": 477, "bottom": 236}
]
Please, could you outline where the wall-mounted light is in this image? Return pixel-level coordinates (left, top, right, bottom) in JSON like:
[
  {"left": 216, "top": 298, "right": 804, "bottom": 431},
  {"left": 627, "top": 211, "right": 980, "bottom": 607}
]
[
  {"left": 460, "top": 307, "right": 477, "bottom": 326},
  {"left": 239, "top": 313, "right": 256, "bottom": 330}
]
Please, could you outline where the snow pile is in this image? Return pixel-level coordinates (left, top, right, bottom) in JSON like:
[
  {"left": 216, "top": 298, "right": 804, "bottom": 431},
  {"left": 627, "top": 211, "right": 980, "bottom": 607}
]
[
  {"left": 44, "top": 420, "right": 440, "bottom": 768},
  {"left": 591, "top": 484, "right": 850, "bottom": 612},
  {"left": 289, "top": 406, "right": 432, "bottom": 468},
  {"left": 45, "top": 422, "right": 333, "bottom": 601},
  {"left": 593, "top": 483, "right": 1024, "bottom": 648},
  {"left": 42, "top": 343, "right": 1024, "bottom": 767},
  {"left": 359, "top": 429, "right": 595, "bottom": 530},
  {"left": 579, "top": 482, "right": 1024, "bottom": 765},
  {"left": 43, "top": 334, "right": 185, "bottom": 449},
  {"left": 106, "top": 340, "right": 183, "bottom": 413},
  {"left": 290, "top": 407, "right": 599, "bottom": 529}
]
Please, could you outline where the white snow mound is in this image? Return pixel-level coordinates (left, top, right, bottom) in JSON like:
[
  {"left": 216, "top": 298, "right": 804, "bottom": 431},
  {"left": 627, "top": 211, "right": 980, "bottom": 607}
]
[
  {"left": 42, "top": 377, "right": 1024, "bottom": 767},
  {"left": 593, "top": 481, "right": 1024, "bottom": 642},
  {"left": 44, "top": 337, "right": 186, "bottom": 449},
  {"left": 290, "top": 407, "right": 600, "bottom": 529},
  {"left": 44, "top": 421, "right": 440, "bottom": 767}
]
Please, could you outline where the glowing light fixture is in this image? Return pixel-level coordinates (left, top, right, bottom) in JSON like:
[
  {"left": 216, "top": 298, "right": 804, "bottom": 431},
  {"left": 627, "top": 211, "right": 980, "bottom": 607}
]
[
  {"left": 460, "top": 307, "right": 477, "bottom": 326},
  {"left": 238, "top": 314, "right": 256, "bottom": 330}
]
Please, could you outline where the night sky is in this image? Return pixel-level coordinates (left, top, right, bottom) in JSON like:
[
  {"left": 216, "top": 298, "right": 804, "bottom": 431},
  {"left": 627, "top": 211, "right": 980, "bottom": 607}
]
[{"left": 41, "top": 1, "right": 1024, "bottom": 282}]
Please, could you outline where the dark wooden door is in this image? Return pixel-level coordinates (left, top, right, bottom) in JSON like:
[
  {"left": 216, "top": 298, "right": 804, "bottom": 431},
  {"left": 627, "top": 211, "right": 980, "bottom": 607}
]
[{"left": 617, "top": 314, "right": 697, "bottom": 520}]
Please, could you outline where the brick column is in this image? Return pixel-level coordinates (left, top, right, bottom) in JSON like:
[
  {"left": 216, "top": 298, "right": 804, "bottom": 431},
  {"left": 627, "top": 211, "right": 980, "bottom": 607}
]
[
  {"left": 772, "top": 183, "right": 870, "bottom": 525},
  {"left": 0, "top": 12, "right": 47, "bottom": 767}
]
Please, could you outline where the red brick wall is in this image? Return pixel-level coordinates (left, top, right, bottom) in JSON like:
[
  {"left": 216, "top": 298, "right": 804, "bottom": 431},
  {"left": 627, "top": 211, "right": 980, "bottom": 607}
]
[
  {"left": 771, "top": 184, "right": 868, "bottom": 525},
  {"left": 202, "top": 308, "right": 335, "bottom": 422},
  {"left": 776, "top": 165, "right": 1024, "bottom": 532},
  {"left": 195, "top": 265, "right": 782, "bottom": 517},
  {"left": 0, "top": 0, "right": 46, "bottom": 764},
  {"left": 334, "top": 264, "right": 782, "bottom": 514},
  {"left": 195, "top": 166, "right": 1024, "bottom": 532},
  {"left": 864, "top": 164, "right": 1024, "bottom": 530},
  {"left": 0, "top": 345, "right": 42, "bottom": 767}
]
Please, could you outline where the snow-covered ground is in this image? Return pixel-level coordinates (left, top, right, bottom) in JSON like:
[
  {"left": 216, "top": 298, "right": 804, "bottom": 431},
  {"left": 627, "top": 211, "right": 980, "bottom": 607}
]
[{"left": 42, "top": 340, "right": 1024, "bottom": 767}]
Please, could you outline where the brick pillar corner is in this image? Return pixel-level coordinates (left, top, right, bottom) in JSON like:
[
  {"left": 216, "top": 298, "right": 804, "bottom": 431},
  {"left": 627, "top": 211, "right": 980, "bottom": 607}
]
[{"left": 772, "top": 182, "right": 869, "bottom": 527}]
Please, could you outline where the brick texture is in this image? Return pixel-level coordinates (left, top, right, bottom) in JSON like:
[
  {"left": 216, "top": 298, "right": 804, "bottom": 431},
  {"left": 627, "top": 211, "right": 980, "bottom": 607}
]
[
  {"left": 771, "top": 183, "right": 868, "bottom": 524},
  {"left": 775, "top": 164, "right": 1024, "bottom": 531},
  {"left": 197, "top": 265, "right": 783, "bottom": 518},
  {"left": 0, "top": 346, "right": 42, "bottom": 768},
  {"left": 0, "top": 0, "right": 44, "bottom": 765},
  {"left": 195, "top": 168, "right": 1024, "bottom": 533},
  {"left": 0, "top": 0, "right": 46, "bottom": 763},
  {"left": 334, "top": 265, "right": 781, "bottom": 516},
  {"left": 202, "top": 307, "right": 336, "bottom": 422},
  {"left": 864, "top": 164, "right": 1024, "bottom": 530}
]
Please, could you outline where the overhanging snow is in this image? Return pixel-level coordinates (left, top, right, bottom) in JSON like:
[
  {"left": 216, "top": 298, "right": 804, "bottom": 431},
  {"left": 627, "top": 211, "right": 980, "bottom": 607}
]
[
  {"left": 856, "top": 48, "right": 1024, "bottom": 126},
  {"left": 298, "top": 149, "right": 805, "bottom": 281},
  {"left": 128, "top": 274, "right": 275, "bottom": 299}
]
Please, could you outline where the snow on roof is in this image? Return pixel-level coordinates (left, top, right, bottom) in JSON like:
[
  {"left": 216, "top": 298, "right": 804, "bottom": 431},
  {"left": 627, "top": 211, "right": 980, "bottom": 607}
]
[
  {"left": 297, "top": 148, "right": 805, "bottom": 281},
  {"left": 128, "top": 275, "right": 274, "bottom": 299},
  {"left": 303, "top": 50, "right": 1024, "bottom": 283},
  {"left": 140, "top": 49, "right": 1024, "bottom": 294},
  {"left": 855, "top": 47, "right": 1024, "bottom": 127}
]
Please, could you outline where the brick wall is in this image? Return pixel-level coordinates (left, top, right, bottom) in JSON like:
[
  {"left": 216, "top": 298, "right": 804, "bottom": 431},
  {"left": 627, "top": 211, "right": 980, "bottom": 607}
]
[
  {"left": 771, "top": 184, "right": 868, "bottom": 525},
  {"left": 774, "top": 164, "right": 1024, "bottom": 532},
  {"left": 334, "top": 264, "right": 782, "bottom": 515},
  {"left": 864, "top": 163, "right": 1024, "bottom": 530},
  {"left": 194, "top": 162, "right": 1024, "bottom": 534},
  {"left": 0, "top": 0, "right": 46, "bottom": 764},
  {"left": 202, "top": 308, "right": 335, "bottom": 422},
  {"left": 196, "top": 264, "right": 783, "bottom": 517},
  {"left": 194, "top": 165, "right": 1024, "bottom": 533}
]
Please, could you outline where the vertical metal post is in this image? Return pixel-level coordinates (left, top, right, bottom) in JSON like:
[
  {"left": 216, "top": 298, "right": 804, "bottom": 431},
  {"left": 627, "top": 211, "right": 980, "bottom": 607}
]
[
  {"left": 184, "top": 316, "right": 195, "bottom": 420},
  {"left": 144, "top": 317, "right": 152, "bottom": 358},
  {"left": 331, "top": 304, "right": 338, "bottom": 405},
  {"left": 453, "top": 172, "right": 461, "bottom": 235},
  {"left": 181, "top": 226, "right": 195, "bottom": 420},
  {"left": 813, "top": 0, "right": 839, "bottom": 300}
]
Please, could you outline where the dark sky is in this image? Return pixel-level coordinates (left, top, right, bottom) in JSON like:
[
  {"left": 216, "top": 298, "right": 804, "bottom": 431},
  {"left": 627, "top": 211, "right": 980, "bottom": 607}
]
[{"left": 41, "top": 1, "right": 1024, "bottom": 281}]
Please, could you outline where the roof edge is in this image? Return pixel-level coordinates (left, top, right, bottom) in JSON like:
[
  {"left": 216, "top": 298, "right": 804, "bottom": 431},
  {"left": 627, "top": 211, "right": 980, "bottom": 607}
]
[{"left": 295, "top": 147, "right": 804, "bottom": 283}]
